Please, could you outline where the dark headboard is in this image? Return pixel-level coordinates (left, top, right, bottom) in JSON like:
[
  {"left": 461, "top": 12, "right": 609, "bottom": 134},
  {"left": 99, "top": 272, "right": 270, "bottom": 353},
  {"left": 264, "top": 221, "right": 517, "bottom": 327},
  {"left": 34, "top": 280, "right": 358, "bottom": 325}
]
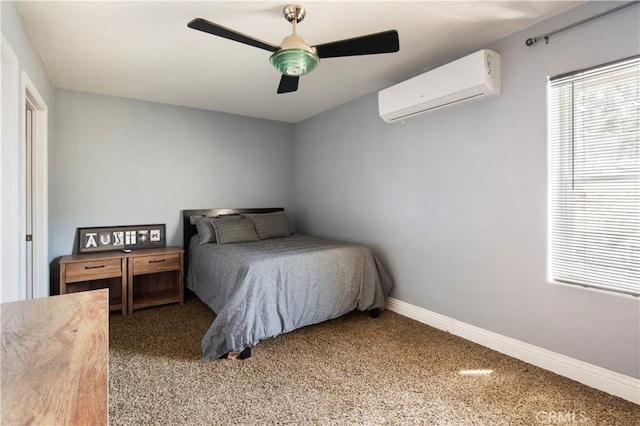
[{"left": 181, "top": 208, "right": 284, "bottom": 282}]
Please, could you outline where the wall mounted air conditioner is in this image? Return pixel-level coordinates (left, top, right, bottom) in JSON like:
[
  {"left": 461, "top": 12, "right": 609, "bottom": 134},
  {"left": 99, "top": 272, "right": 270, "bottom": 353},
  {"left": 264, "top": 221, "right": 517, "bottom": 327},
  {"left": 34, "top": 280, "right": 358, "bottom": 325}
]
[{"left": 378, "top": 49, "right": 501, "bottom": 124}]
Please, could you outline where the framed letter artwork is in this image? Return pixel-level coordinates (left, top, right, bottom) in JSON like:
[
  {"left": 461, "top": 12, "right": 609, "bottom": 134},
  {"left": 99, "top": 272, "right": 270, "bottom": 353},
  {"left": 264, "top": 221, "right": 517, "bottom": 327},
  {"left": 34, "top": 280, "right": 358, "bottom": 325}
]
[{"left": 78, "top": 224, "right": 166, "bottom": 253}]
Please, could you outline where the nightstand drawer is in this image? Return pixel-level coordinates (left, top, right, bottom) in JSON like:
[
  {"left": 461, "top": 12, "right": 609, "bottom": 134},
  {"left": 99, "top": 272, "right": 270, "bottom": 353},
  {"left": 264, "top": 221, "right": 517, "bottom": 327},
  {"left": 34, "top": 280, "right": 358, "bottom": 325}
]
[
  {"left": 65, "top": 259, "right": 123, "bottom": 283},
  {"left": 131, "top": 253, "right": 181, "bottom": 275}
]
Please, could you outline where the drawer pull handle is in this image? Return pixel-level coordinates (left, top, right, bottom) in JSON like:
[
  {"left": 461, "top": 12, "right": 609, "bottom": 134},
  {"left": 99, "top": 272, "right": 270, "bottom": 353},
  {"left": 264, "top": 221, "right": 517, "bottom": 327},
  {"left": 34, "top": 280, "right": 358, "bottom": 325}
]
[
  {"left": 149, "top": 259, "right": 166, "bottom": 264},
  {"left": 85, "top": 265, "right": 105, "bottom": 269}
]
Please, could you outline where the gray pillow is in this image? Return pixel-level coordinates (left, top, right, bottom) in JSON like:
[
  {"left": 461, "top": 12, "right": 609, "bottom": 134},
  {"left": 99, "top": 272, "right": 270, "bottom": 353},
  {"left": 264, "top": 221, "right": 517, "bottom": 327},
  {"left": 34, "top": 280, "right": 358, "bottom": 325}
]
[
  {"left": 193, "top": 215, "right": 241, "bottom": 245},
  {"left": 247, "top": 212, "right": 291, "bottom": 240},
  {"left": 212, "top": 218, "right": 259, "bottom": 244}
]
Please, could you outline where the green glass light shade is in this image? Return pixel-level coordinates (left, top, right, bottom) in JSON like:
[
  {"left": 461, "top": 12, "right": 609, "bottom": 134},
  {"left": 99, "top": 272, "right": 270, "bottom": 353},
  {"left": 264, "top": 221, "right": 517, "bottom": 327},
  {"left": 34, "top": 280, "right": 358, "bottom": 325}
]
[{"left": 269, "top": 48, "right": 319, "bottom": 76}]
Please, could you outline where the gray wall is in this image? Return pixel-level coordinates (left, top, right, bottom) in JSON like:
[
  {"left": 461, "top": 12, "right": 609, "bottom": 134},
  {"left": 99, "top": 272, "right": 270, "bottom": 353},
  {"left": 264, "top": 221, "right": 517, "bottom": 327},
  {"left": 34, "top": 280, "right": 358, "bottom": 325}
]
[
  {"left": 294, "top": 2, "right": 640, "bottom": 378},
  {"left": 52, "top": 90, "right": 295, "bottom": 258}
]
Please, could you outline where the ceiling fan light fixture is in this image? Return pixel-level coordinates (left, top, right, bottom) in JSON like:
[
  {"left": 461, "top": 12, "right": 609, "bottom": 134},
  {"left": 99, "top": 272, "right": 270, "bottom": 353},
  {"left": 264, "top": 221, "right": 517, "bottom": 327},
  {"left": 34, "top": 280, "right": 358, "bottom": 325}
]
[
  {"left": 188, "top": 3, "right": 399, "bottom": 94},
  {"left": 269, "top": 48, "right": 319, "bottom": 76}
]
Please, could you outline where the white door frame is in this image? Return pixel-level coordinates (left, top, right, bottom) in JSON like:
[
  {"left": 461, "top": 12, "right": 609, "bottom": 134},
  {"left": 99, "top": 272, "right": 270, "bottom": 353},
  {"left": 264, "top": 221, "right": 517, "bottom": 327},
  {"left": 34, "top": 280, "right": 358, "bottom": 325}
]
[
  {"left": 21, "top": 72, "right": 49, "bottom": 299},
  {"left": 1, "top": 36, "right": 22, "bottom": 302}
]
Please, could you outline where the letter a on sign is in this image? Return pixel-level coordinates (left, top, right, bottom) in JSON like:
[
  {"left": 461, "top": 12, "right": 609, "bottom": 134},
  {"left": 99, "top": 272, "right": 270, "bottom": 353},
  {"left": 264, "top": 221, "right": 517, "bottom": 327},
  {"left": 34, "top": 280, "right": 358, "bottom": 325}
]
[{"left": 85, "top": 232, "right": 98, "bottom": 248}]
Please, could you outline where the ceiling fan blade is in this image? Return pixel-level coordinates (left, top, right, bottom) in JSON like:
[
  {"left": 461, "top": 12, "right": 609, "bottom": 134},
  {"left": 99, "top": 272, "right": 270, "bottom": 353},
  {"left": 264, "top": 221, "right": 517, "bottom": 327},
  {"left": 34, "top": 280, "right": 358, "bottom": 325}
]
[
  {"left": 277, "top": 75, "right": 299, "bottom": 94},
  {"left": 314, "top": 30, "right": 399, "bottom": 58},
  {"left": 188, "top": 18, "right": 278, "bottom": 52}
]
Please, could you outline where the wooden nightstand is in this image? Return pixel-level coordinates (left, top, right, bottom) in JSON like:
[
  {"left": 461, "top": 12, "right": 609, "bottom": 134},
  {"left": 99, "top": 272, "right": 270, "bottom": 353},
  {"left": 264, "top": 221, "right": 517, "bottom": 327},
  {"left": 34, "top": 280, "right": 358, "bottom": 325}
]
[
  {"left": 127, "top": 247, "right": 184, "bottom": 314},
  {"left": 59, "top": 252, "right": 127, "bottom": 315},
  {"left": 58, "top": 246, "right": 184, "bottom": 315}
]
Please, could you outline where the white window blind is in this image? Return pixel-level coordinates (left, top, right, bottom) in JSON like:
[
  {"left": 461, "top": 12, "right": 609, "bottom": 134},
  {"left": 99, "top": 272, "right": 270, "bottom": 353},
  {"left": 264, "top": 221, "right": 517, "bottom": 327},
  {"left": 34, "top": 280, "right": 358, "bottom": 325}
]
[{"left": 548, "top": 56, "right": 639, "bottom": 296}]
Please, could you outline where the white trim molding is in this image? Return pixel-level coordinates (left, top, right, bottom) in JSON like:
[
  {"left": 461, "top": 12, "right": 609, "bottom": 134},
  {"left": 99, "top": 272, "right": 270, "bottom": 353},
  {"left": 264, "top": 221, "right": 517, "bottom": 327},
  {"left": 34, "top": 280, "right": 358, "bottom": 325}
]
[
  {"left": 21, "top": 71, "right": 49, "bottom": 299},
  {"left": 386, "top": 297, "right": 640, "bottom": 404},
  {"left": 1, "top": 36, "right": 22, "bottom": 303}
]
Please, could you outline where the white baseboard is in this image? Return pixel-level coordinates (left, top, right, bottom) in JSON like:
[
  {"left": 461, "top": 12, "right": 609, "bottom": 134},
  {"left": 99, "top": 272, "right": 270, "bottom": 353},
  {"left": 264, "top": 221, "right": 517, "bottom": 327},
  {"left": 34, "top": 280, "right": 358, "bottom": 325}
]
[{"left": 385, "top": 297, "right": 640, "bottom": 405}]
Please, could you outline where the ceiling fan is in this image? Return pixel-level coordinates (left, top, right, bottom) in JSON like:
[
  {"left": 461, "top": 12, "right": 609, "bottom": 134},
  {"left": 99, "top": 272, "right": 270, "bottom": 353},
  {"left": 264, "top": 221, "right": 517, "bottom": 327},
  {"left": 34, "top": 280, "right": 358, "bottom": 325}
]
[{"left": 188, "top": 4, "right": 399, "bottom": 94}]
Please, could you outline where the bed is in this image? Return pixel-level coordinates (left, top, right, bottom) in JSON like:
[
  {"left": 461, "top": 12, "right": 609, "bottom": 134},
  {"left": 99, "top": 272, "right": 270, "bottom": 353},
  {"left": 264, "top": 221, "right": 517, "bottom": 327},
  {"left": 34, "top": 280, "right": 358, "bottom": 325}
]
[{"left": 182, "top": 208, "right": 393, "bottom": 360}]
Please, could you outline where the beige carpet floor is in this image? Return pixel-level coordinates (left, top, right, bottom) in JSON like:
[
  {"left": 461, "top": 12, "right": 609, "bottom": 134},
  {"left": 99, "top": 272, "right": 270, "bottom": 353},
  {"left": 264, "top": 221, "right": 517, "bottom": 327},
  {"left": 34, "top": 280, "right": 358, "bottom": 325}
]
[{"left": 109, "top": 295, "right": 639, "bottom": 425}]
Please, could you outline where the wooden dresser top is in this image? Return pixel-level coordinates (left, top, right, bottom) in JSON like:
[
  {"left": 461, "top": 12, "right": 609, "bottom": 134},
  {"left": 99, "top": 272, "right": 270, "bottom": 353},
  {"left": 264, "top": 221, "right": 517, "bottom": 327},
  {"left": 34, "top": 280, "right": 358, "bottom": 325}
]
[{"left": 1, "top": 289, "right": 108, "bottom": 425}]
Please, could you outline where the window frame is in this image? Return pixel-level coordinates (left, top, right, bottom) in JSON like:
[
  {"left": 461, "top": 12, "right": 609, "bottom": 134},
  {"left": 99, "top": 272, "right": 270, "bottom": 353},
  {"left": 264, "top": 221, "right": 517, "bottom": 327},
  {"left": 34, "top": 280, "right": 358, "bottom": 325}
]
[{"left": 547, "top": 55, "right": 639, "bottom": 297}]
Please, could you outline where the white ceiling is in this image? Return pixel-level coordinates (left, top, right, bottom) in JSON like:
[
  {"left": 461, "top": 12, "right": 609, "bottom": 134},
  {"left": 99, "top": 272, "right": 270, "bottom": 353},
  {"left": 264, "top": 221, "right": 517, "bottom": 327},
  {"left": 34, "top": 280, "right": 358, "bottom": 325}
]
[{"left": 16, "top": 1, "right": 582, "bottom": 123}]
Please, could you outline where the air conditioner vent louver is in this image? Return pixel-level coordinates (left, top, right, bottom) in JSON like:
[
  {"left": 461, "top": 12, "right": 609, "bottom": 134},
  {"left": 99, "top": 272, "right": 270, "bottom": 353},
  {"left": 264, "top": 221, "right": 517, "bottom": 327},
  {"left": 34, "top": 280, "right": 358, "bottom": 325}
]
[{"left": 378, "top": 49, "right": 501, "bottom": 124}]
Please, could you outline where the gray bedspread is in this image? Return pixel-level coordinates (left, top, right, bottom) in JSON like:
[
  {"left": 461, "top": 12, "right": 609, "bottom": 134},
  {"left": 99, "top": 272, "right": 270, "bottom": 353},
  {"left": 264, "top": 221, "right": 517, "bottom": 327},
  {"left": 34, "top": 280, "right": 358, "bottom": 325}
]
[{"left": 187, "top": 234, "right": 393, "bottom": 360}]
